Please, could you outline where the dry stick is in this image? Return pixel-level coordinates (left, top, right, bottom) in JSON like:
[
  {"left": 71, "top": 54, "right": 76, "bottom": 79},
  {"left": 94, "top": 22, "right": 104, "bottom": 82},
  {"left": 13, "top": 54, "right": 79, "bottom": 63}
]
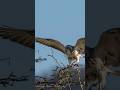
[
  {"left": 49, "top": 48, "right": 62, "bottom": 67},
  {"left": 67, "top": 65, "right": 72, "bottom": 90},
  {"left": 77, "top": 64, "right": 84, "bottom": 90},
  {"left": 51, "top": 48, "right": 66, "bottom": 67},
  {"left": 65, "top": 57, "right": 74, "bottom": 90},
  {"left": 48, "top": 54, "right": 72, "bottom": 90},
  {"left": 49, "top": 48, "right": 72, "bottom": 90},
  {"left": 48, "top": 48, "right": 80, "bottom": 90},
  {"left": 62, "top": 57, "right": 73, "bottom": 90},
  {"left": 48, "top": 54, "right": 62, "bottom": 67},
  {"left": 59, "top": 60, "right": 66, "bottom": 67}
]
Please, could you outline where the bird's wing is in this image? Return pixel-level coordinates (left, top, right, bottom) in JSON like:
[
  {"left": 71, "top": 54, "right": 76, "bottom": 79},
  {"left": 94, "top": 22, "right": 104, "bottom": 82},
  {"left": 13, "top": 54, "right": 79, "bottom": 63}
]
[
  {"left": 0, "top": 26, "right": 34, "bottom": 49},
  {"left": 74, "top": 37, "right": 85, "bottom": 54},
  {"left": 36, "top": 37, "right": 66, "bottom": 53}
]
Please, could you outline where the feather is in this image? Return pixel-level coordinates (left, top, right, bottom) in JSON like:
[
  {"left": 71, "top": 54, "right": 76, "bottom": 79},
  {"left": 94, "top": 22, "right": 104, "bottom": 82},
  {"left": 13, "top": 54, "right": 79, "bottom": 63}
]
[{"left": 0, "top": 26, "right": 34, "bottom": 49}]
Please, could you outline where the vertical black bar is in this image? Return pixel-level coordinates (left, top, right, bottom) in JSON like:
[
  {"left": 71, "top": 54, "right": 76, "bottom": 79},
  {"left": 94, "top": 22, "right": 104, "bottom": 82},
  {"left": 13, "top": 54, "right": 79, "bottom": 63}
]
[
  {"left": 86, "top": 0, "right": 120, "bottom": 90},
  {"left": 0, "top": 0, "right": 35, "bottom": 90}
]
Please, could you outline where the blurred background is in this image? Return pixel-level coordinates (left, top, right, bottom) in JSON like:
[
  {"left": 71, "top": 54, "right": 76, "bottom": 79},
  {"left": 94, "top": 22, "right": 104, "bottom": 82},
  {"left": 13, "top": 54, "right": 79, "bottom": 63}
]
[{"left": 35, "top": 0, "right": 85, "bottom": 78}]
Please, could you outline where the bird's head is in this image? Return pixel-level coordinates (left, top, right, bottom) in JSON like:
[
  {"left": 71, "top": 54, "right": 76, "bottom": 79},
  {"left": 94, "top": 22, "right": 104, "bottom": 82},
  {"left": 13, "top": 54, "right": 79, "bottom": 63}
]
[{"left": 65, "top": 45, "right": 74, "bottom": 54}]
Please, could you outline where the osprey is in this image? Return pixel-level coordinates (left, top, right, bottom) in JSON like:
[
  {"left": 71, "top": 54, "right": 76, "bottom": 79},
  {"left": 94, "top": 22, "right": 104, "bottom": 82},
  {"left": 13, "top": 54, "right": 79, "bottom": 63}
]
[
  {"left": 86, "top": 28, "right": 120, "bottom": 90},
  {"left": 35, "top": 37, "right": 85, "bottom": 64},
  {"left": 0, "top": 26, "right": 34, "bottom": 49}
]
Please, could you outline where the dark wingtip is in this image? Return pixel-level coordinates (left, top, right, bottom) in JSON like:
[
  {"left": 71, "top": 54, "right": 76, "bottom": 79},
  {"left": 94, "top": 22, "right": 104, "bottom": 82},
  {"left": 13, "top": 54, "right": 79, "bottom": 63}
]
[{"left": 35, "top": 37, "right": 40, "bottom": 42}]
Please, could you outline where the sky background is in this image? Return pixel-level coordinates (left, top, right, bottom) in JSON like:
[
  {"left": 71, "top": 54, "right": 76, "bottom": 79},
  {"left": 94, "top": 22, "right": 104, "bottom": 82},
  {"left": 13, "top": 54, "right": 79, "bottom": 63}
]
[{"left": 35, "top": 0, "right": 85, "bottom": 77}]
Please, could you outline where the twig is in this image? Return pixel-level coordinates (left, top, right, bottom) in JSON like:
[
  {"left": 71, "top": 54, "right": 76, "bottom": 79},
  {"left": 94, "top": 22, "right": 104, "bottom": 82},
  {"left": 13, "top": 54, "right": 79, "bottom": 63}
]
[
  {"left": 76, "top": 64, "right": 84, "bottom": 90},
  {"left": 48, "top": 54, "right": 62, "bottom": 67},
  {"left": 49, "top": 48, "right": 65, "bottom": 67}
]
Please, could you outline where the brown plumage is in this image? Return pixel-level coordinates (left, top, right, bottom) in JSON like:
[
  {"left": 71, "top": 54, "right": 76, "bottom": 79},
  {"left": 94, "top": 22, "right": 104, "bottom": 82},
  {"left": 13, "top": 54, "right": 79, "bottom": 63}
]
[
  {"left": 86, "top": 28, "right": 120, "bottom": 90},
  {"left": 0, "top": 26, "right": 34, "bottom": 49},
  {"left": 93, "top": 28, "right": 120, "bottom": 66},
  {"left": 36, "top": 38, "right": 66, "bottom": 53},
  {"left": 35, "top": 37, "right": 85, "bottom": 64},
  {"left": 74, "top": 38, "right": 85, "bottom": 54}
]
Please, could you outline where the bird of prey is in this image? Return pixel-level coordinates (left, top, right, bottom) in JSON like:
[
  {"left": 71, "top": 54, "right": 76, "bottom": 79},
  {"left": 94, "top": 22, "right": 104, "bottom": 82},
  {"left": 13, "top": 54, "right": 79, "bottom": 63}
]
[
  {"left": 0, "top": 26, "right": 34, "bottom": 49},
  {"left": 86, "top": 28, "right": 120, "bottom": 90},
  {"left": 35, "top": 37, "right": 85, "bottom": 64}
]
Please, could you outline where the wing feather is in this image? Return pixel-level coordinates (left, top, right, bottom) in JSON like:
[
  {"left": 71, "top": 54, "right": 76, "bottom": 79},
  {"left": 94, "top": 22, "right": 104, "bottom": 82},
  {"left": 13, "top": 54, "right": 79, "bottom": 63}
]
[
  {"left": 0, "top": 26, "right": 34, "bottom": 49},
  {"left": 36, "top": 37, "right": 65, "bottom": 53},
  {"left": 74, "top": 37, "right": 85, "bottom": 54}
]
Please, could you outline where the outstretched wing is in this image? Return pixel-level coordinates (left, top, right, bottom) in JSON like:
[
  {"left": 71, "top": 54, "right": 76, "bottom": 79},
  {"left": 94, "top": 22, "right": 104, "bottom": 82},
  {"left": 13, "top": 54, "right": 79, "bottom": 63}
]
[
  {"left": 0, "top": 26, "right": 34, "bottom": 49},
  {"left": 36, "top": 37, "right": 66, "bottom": 53},
  {"left": 74, "top": 37, "right": 85, "bottom": 54}
]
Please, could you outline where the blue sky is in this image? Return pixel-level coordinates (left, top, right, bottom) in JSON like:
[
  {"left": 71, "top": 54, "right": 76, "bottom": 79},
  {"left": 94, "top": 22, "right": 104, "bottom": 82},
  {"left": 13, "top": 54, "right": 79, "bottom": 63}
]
[{"left": 35, "top": 0, "right": 85, "bottom": 76}]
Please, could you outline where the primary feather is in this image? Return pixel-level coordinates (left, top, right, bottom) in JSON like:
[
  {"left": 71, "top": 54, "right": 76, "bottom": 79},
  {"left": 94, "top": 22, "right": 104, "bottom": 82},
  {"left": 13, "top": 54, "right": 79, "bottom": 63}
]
[
  {"left": 0, "top": 26, "right": 34, "bottom": 49},
  {"left": 35, "top": 37, "right": 66, "bottom": 53}
]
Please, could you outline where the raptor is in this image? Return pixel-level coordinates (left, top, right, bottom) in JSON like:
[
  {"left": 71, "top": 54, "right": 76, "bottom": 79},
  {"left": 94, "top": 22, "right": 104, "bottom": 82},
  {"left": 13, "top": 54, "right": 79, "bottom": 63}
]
[{"left": 35, "top": 37, "right": 85, "bottom": 64}]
